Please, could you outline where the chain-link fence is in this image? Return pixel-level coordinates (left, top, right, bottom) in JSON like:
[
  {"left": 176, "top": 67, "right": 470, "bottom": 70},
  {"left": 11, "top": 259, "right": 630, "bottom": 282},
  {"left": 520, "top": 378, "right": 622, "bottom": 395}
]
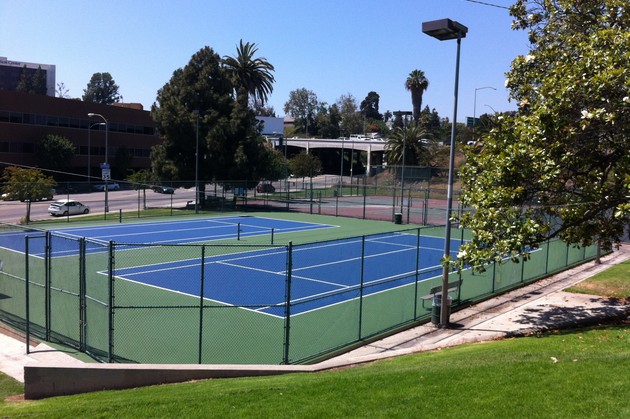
[
  {"left": 0, "top": 222, "right": 601, "bottom": 365},
  {"left": 4, "top": 167, "right": 462, "bottom": 225}
]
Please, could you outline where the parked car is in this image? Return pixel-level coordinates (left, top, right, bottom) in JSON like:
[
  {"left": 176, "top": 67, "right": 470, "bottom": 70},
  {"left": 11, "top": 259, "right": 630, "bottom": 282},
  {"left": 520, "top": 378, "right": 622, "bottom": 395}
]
[
  {"left": 152, "top": 185, "right": 175, "bottom": 194},
  {"left": 55, "top": 185, "right": 78, "bottom": 194},
  {"left": 1, "top": 190, "right": 54, "bottom": 201},
  {"left": 92, "top": 183, "right": 120, "bottom": 191},
  {"left": 48, "top": 200, "right": 90, "bottom": 216},
  {"left": 256, "top": 183, "right": 275, "bottom": 193}
]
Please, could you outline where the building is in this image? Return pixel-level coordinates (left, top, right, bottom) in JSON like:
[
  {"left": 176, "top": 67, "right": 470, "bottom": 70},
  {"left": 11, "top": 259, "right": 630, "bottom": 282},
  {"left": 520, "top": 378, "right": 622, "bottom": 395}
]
[
  {"left": 0, "top": 89, "right": 160, "bottom": 185},
  {"left": 0, "top": 57, "right": 56, "bottom": 97}
]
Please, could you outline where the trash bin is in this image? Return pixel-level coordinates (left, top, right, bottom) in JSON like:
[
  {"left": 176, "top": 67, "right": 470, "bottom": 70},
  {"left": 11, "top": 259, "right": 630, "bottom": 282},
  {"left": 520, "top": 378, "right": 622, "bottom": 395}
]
[
  {"left": 431, "top": 294, "right": 452, "bottom": 325},
  {"left": 394, "top": 212, "right": 402, "bottom": 224}
]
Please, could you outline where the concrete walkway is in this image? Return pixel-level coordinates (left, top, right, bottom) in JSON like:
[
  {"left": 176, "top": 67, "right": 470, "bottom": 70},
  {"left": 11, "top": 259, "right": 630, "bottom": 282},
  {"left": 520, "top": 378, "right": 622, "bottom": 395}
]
[{"left": 1, "top": 245, "right": 628, "bottom": 397}]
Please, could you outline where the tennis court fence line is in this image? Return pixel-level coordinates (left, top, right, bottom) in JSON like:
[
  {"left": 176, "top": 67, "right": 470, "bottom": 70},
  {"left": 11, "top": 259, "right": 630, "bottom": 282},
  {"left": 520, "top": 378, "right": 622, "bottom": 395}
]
[
  {"left": 0, "top": 223, "right": 599, "bottom": 365},
  {"left": 27, "top": 176, "right": 463, "bottom": 226}
]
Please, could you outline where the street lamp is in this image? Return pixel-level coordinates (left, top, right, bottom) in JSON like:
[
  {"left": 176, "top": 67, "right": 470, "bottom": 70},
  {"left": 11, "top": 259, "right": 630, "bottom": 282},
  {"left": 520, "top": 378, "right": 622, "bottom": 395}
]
[
  {"left": 87, "top": 113, "right": 109, "bottom": 213},
  {"left": 423, "top": 18, "right": 468, "bottom": 328},
  {"left": 473, "top": 87, "right": 495, "bottom": 141},
  {"left": 88, "top": 122, "right": 105, "bottom": 187}
]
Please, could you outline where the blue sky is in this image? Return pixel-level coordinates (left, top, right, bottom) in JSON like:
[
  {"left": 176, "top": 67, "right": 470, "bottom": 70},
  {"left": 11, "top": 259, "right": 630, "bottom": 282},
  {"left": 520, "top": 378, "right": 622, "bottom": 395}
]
[{"left": 1, "top": 0, "right": 529, "bottom": 123}]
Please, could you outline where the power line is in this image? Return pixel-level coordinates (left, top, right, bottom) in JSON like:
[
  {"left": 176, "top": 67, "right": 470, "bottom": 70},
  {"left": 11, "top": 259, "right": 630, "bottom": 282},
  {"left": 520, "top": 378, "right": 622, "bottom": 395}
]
[{"left": 464, "top": 0, "right": 511, "bottom": 10}]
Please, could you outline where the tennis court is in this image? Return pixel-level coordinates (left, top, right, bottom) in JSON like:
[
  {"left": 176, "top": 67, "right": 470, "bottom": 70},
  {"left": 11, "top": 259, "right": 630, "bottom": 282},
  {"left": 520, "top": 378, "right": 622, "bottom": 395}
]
[
  {"left": 0, "top": 213, "right": 600, "bottom": 364},
  {"left": 0, "top": 216, "right": 333, "bottom": 258},
  {"left": 23, "top": 216, "right": 458, "bottom": 318},
  {"left": 113, "top": 228, "right": 455, "bottom": 318}
]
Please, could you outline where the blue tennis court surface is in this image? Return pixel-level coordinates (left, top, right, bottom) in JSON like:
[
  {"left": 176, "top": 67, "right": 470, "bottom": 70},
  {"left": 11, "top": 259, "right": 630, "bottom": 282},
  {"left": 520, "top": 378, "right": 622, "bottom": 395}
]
[
  {"left": 0, "top": 216, "right": 460, "bottom": 318},
  {"left": 114, "top": 230, "right": 460, "bottom": 317},
  {"left": 0, "top": 216, "right": 335, "bottom": 257}
]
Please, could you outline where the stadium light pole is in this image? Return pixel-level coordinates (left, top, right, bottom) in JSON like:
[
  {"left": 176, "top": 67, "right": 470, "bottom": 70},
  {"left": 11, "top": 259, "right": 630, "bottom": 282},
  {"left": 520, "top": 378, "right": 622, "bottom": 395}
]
[
  {"left": 423, "top": 18, "right": 468, "bottom": 328},
  {"left": 473, "top": 86, "right": 495, "bottom": 141},
  {"left": 88, "top": 113, "right": 109, "bottom": 213}
]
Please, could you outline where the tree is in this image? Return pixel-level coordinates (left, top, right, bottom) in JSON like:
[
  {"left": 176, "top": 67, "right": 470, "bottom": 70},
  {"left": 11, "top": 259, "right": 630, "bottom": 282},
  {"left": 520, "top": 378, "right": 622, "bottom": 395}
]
[
  {"left": 263, "top": 148, "right": 289, "bottom": 181},
  {"left": 315, "top": 103, "right": 341, "bottom": 139},
  {"left": 16, "top": 66, "right": 46, "bottom": 95},
  {"left": 35, "top": 134, "right": 76, "bottom": 172},
  {"left": 336, "top": 94, "right": 363, "bottom": 135},
  {"left": 126, "top": 169, "right": 158, "bottom": 209},
  {"left": 151, "top": 46, "right": 273, "bottom": 197},
  {"left": 1, "top": 166, "right": 56, "bottom": 223},
  {"left": 405, "top": 70, "right": 429, "bottom": 122},
  {"left": 16, "top": 66, "right": 32, "bottom": 94},
  {"left": 113, "top": 146, "right": 133, "bottom": 179},
  {"left": 56, "top": 82, "right": 70, "bottom": 98},
  {"left": 283, "top": 88, "right": 318, "bottom": 135},
  {"left": 82, "top": 72, "right": 121, "bottom": 104},
  {"left": 457, "top": 0, "right": 630, "bottom": 271},
  {"left": 385, "top": 121, "right": 429, "bottom": 166},
  {"left": 31, "top": 66, "right": 47, "bottom": 95},
  {"left": 223, "top": 40, "right": 275, "bottom": 108},
  {"left": 250, "top": 98, "right": 276, "bottom": 117},
  {"left": 360, "top": 91, "right": 383, "bottom": 121},
  {"left": 288, "top": 151, "right": 322, "bottom": 180}
]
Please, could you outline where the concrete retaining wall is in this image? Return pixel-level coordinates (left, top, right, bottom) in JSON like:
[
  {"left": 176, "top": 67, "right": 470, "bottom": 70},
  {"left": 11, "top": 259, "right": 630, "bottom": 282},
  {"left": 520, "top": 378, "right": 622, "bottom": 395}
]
[{"left": 24, "top": 364, "right": 315, "bottom": 399}]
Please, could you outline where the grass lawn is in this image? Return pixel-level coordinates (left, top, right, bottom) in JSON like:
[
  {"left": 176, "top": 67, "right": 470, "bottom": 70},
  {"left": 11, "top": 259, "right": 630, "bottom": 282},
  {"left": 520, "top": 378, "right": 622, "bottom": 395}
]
[
  {"left": 0, "top": 322, "right": 628, "bottom": 418},
  {"left": 566, "top": 259, "right": 630, "bottom": 299},
  {"left": 1, "top": 247, "right": 627, "bottom": 418}
]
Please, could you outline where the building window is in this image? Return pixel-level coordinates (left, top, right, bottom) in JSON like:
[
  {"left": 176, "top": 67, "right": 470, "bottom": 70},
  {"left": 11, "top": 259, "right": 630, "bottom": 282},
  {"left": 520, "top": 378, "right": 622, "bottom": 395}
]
[{"left": 10, "top": 112, "right": 22, "bottom": 123}]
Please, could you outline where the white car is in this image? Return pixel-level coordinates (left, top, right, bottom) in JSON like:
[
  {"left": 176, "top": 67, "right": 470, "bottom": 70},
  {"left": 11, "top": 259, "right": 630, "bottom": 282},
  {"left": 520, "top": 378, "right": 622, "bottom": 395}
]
[{"left": 48, "top": 200, "right": 90, "bottom": 216}]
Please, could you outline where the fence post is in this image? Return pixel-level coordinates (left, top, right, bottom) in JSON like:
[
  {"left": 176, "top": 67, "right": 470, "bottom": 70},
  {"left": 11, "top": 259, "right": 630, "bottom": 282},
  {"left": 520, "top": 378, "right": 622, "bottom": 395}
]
[
  {"left": 108, "top": 241, "right": 114, "bottom": 363},
  {"left": 520, "top": 251, "right": 526, "bottom": 284},
  {"left": 283, "top": 242, "right": 293, "bottom": 364},
  {"left": 318, "top": 191, "right": 322, "bottom": 214},
  {"left": 413, "top": 228, "right": 421, "bottom": 319},
  {"left": 286, "top": 178, "right": 290, "bottom": 211},
  {"left": 423, "top": 189, "right": 429, "bottom": 225},
  {"left": 309, "top": 179, "right": 313, "bottom": 214},
  {"left": 392, "top": 185, "right": 397, "bottom": 222},
  {"left": 491, "top": 260, "right": 497, "bottom": 293},
  {"left": 79, "top": 237, "right": 87, "bottom": 352},
  {"left": 25, "top": 236, "right": 31, "bottom": 354},
  {"left": 545, "top": 238, "right": 551, "bottom": 274},
  {"left": 45, "top": 231, "right": 51, "bottom": 340},
  {"left": 358, "top": 236, "right": 366, "bottom": 340},
  {"left": 198, "top": 245, "right": 206, "bottom": 364},
  {"left": 406, "top": 188, "right": 411, "bottom": 224},
  {"left": 362, "top": 177, "right": 367, "bottom": 220}
]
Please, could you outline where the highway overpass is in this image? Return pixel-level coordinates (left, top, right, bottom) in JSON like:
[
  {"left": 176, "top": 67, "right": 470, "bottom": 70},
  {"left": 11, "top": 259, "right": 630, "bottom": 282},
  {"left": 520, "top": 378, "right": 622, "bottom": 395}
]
[{"left": 266, "top": 137, "right": 387, "bottom": 176}]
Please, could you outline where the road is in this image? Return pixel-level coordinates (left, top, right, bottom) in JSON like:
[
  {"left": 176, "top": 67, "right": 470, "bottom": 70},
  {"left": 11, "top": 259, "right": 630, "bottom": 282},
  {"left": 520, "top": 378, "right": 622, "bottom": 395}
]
[{"left": 0, "top": 188, "right": 197, "bottom": 224}]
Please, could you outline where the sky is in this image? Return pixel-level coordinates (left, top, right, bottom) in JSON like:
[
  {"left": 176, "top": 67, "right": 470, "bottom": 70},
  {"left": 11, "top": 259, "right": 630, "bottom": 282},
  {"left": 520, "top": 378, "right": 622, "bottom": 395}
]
[{"left": 1, "top": 0, "right": 531, "bottom": 123}]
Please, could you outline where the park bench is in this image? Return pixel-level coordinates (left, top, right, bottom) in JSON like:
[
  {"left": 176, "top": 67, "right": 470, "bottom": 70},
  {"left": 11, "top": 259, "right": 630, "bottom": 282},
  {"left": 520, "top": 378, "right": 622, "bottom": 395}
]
[{"left": 420, "top": 279, "right": 463, "bottom": 308}]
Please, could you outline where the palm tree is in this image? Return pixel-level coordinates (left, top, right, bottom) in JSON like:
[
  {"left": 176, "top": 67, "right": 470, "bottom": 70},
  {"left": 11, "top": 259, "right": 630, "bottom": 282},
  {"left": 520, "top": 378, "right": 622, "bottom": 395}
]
[
  {"left": 223, "top": 40, "right": 275, "bottom": 108},
  {"left": 405, "top": 70, "right": 429, "bottom": 122},
  {"left": 385, "top": 120, "right": 429, "bottom": 166}
]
